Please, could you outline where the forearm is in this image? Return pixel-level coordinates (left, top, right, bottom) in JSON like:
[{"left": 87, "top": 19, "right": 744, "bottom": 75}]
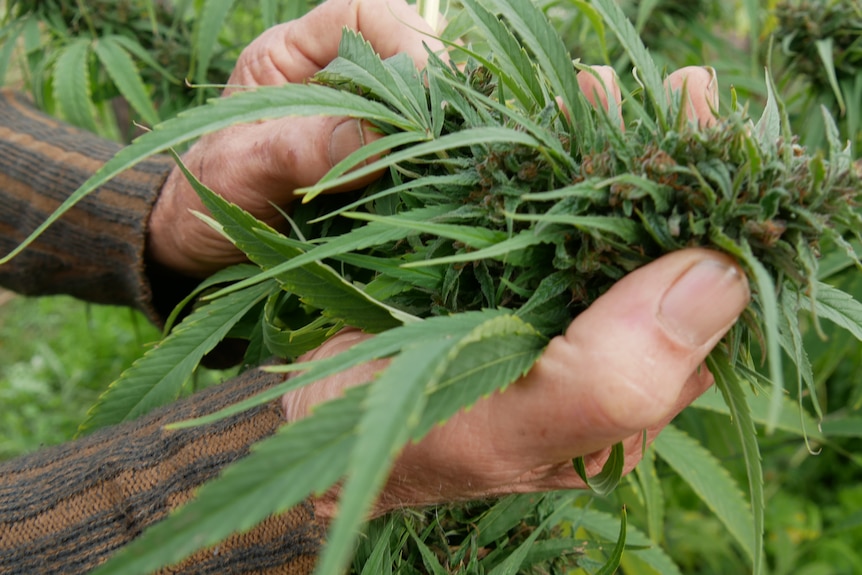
[
  {"left": 0, "top": 369, "right": 325, "bottom": 574},
  {"left": 0, "top": 89, "right": 187, "bottom": 323}
]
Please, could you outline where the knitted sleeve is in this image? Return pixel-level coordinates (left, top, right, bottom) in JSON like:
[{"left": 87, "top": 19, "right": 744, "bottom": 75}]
[
  {"left": 0, "top": 92, "right": 327, "bottom": 573},
  {"left": 0, "top": 369, "right": 326, "bottom": 574},
  {"left": 0, "top": 89, "right": 196, "bottom": 323}
]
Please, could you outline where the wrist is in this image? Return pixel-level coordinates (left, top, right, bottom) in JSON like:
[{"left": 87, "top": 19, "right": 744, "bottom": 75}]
[{"left": 147, "top": 166, "right": 240, "bottom": 278}]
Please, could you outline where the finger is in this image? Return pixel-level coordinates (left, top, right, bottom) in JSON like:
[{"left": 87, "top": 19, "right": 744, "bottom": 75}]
[
  {"left": 484, "top": 248, "right": 747, "bottom": 468},
  {"left": 281, "top": 328, "right": 379, "bottom": 421},
  {"left": 577, "top": 65, "right": 622, "bottom": 116},
  {"left": 665, "top": 66, "right": 719, "bottom": 127},
  {"left": 228, "top": 0, "right": 444, "bottom": 89}
]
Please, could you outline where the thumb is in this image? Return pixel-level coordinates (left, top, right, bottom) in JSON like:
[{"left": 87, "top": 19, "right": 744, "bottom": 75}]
[{"left": 482, "top": 248, "right": 750, "bottom": 466}]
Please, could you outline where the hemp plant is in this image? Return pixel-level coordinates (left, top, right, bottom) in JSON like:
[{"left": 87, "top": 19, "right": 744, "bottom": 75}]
[{"left": 5, "top": 0, "right": 862, "bottom": 572}]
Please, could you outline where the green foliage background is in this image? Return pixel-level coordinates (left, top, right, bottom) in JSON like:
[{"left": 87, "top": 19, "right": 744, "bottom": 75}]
[{"left": 2, "top": 0, "right": 862, "bottom": 574}]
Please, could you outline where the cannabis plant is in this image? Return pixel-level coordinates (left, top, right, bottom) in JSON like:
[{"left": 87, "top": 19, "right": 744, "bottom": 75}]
[
  {"left": 774, "top": 0, "right": 862, "bottom": 150},
  {"left": 775, "top": 0, "right": 862, "bottom": 97},
  {"left": 5, "top": 0, "right": 862, "bottom": 573},
  {"left": 0, "top": 0, "right": 294, "bottom": 139}
]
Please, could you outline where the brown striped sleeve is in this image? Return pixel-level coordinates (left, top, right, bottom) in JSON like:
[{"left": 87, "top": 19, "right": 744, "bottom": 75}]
[
  {"left": 0, "top": 89, "right": 182, "bottom": 323},
  {"left": 0, "top": 368, "right": 326, "bottom": 574}
]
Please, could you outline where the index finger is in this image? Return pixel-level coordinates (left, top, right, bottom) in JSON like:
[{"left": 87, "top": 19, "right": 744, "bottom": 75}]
[{"left": 229, "top": 0, "right": 444, "bottom": 88}]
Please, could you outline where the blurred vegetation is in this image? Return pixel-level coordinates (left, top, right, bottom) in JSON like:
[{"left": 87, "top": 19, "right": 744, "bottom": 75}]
[
  {"left": 0, "top": 294, "right": 159, "bottom": 458},
  {"left": 1, "top": 0, "right": 861, "bottom": 573}
]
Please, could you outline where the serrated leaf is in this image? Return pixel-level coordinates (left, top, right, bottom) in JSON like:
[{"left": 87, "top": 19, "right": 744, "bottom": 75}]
[
  {"left": 343, "top": 211, "right": 508, "bottom": 248},
  {"left": 805, "top": 280, "right": 862, "bottom": 342},
  {"left": 755, "top": 69, "right": 781, "bottom": 148},
  {"left": 53, "top": 37, "right": 97, "bottom": 132},
  {"left": 594, "top": 507, "right": 626, "bottom": 575},
  {"left": 738, "top": 241, "right": 784, "bottom": 432},
  {"left": 654, "top": 424, "right": 754, "bottom": 561},
  {"left": 163, "top": 263, "right": 260, "bottom": 334},
  {"left": 439, "top": 72, "right": 574, "bottom": 166},
  {"left": 692, "top": 386, "right": 825, "bottom": 441},
  {"left": 90, "top": 384, "right": 368, "bottom": 575},
  {"left": 707, "top": 350, "right": 764, "bottom": 575},
  {"left": 0, "top": 84, "right": 418, "bottom": 265},
  {"left": 337, "top": 252, "right": 443, "bottom": 291},
  {"left": 314, "top": 340, "right": 448, "bottom": 575},
  {"left": 778, "top": 288, "right": 821, "bottom": 423},
  {"left": 79, "top": 280, "right": 273, "bottom": 433},
  {"left": 401, "top": 228, "right": 563, "bottom": 268},
  {"left": 261, "top": 294, "right": 337, "bottom": 358},
  {"left": 173, "top": 155, "right": 417, "bottom": 331},
  {"left": 93, "top": 36, "right": 160, "bottom": 127},
  {"left": 415, "top": 314, "right": 547, "bottom": 436},
  {"left": 508, "top": 212, "right": 644, "bottom": 244},
  {"left": 320, "top": 30, "right": 428, "bottom": 128},
  {"left": 302, "top": 131, "right": 432, "bottom": 203},
  {"left": 105, "top": 34, "right": 182, "bottom": 84},
  {"left": 192, "top": 0, "right": 235, "bottom": 85},
  {"left": 172, "top": 310, "right": 511, "bottom": 429},
  {"left": 206, "top": 204, "right": 455, "bottom": 299}
]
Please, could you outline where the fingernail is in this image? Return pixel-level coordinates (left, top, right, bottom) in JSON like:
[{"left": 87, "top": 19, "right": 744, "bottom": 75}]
[
  {"left": 328, "top": 119, "right": 366, "bottom": 167},
  {"left": 659, "top": 258, "right": 749, "bottom": 347}
]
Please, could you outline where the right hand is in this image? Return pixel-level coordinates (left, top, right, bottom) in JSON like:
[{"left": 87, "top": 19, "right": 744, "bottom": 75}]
[{"left": 147, "top": 0, "right": 444, "bottom": 277}]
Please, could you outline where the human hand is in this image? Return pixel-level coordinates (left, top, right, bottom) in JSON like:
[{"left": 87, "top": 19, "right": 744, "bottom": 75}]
[
  {"left": 146, "top": 0, "right": 443, "bottom": 277},
  {"left": 288, "top": 248, "right": 748, "bottom": 519},
  {"left": 281, "top": 66, "right": 732, "bottom": 519}
]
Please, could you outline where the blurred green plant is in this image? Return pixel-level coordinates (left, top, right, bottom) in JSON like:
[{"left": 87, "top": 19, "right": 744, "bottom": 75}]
[
  {"left": 771, "top": 0, "right": 862, "bottom": 152},
  {"left": 0, "top": 0, "right": 315, "bottom": 140},
  {"left": 0, "top": 294, "right": 159, "bottom": 459}
]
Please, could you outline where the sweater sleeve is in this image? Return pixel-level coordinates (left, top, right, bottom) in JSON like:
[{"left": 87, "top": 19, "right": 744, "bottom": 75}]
[
  {"left": 0, "top": 369, "right": 326, "bottom": 574},
  {"left": 0, "top": 89, "right": 196, "bottom": 324},
  {"left": 0, "top": 92, "right": 327, "bottom": 572}
]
